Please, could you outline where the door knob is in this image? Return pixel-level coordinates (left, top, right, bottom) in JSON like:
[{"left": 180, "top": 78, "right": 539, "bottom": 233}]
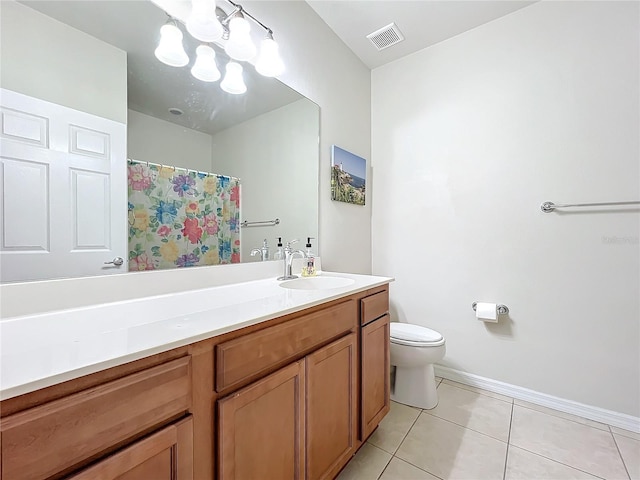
[{"left": 104, "top": 256, "right": 124, "bottom": 266}]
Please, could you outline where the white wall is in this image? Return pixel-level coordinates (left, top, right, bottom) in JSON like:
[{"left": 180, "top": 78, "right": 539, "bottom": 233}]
[
  {"left": 0, "top": 1, "right": 127, "bottom": 124},
  {"left": 212, "top": 99, "right": 319, "bottom": 261},
  {"left": 127, "top": 110, "right": 213, "bottom": 172},
  {"left": 243, "top": 0, "right": 372, "bottom": 274},
  {"left": 372, "top": 1, "right": 639, "bottom": 416}
]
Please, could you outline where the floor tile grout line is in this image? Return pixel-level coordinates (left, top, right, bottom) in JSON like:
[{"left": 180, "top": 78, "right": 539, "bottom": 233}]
[
  {"left": 609, "top": 425, "right": 640, "bottom": 441},
  {"left": 507, "top": 444, "right": 609, "bottom": 479},
  {"left": 443, "top": 379, "right": 629, "bottom": 432},
  {"left": 610, "top": 428, "right": 633, "bottom": 480},
  {"left": 421, "top": 409, "right": 510, "bottom": 444},
  {"left": 374, "top": 400, "right": 633, "bottom": 480},
  {"left": 391, "top": 409, "right": 446, "bottom": 479},
  {"left": 374, "top": 449, "right": 394, "bottom": 480},
  {"left": 616, "top": 431, "right": 640, "bottom": 441},
  {"left": 358, "top": 442, "right": 392, "bottom": 480},
  {"left": 511, "top": 402, "right": 609, "bottom": 432},
  {"left": 440, "top": 379, "right": 514, "bottom": 405},
  {"left": 502, "top": 402, "right": 514, "bottom": 480},
  {"left": 391, "top": 455, "right": 446, "bottom": 480},
  {"left": 390, "top": 407, "right": 424, "bottom": 456}
]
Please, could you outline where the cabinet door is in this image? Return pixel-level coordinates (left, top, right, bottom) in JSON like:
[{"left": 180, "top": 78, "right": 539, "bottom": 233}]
[
  {"left": 361, "top": 314, "right": 391, "bottom": 440},
  {"left": 306, "top": 334, "right": 357, "bottom": 480},
  {"left": 218, "top": 361, "right": 305, "bottom": 480},
  {"left": 68, "top": 416, "right": 193, "bottom": 480}
]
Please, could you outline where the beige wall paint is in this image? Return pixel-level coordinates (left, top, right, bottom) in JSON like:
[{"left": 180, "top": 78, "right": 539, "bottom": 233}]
[
  {"left": 0, "top": 1, "right": 127, "bottom": 123},
  {"left": 127, "top": 109, "right": 213, "bottom": 172},
  {"left": 242, "top": 0, "right": 372, "bottom": 275},
  {"left": 212, "top": 99, "right": 319, "bottom": 262},
  {"left": 371, "top": 1, "right": 639, "bottom": 416}
]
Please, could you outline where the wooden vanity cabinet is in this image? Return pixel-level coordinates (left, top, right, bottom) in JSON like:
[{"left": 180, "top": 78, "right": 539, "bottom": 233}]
[
  {"left": 216, "top": 333, "right": 359, "bottom": 480},
  {"left": 0, "top": 283, "right": 391, "bottom": 480},
  {"left": 216, "top": 300, "right": 359, "bottom": 480},
  {"left": 360, "top": 289, "right": 391, "bottom": 441},
  {"left": 0, "top": 355, "right": 192, "bottom": 480}
]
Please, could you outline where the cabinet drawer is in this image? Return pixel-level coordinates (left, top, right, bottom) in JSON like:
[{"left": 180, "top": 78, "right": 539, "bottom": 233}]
[
  {"left": 361, "top": 289, "right": 389, "bottom": 326},
  {"left": 68, "top": 416, "right": 193, "bottom": 480},
  {"left": 1, "top": 356, "right": 191, "bottom": 480},
  {"left": 216, "top": 300, "right": 356, "bottom": 392}
]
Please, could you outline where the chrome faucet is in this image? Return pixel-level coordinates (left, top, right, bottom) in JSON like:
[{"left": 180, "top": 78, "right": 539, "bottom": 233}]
[
  {"left": 250, "top": 239, "right": 270, "bottom": 261},
  {"left": 277, "top": 239, "right": 307, "bottom": 280}
]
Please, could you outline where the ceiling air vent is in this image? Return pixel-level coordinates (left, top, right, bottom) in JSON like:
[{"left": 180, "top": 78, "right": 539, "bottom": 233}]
[{"left": 366, "top": 23, "right": 405, "bottom": 51}]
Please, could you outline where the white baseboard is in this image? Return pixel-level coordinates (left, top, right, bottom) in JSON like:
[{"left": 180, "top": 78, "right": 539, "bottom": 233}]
[{"left": 434, "top": 365, "right": 640, "bottom": 434}]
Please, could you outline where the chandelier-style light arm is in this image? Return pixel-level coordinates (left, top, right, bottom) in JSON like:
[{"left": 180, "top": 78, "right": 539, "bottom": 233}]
[
  {"left": 225, "top": 0, "right": 272, "bottom": 35},
  {"left": 219, "top": 5, "right": 242, "bottom": 26}
]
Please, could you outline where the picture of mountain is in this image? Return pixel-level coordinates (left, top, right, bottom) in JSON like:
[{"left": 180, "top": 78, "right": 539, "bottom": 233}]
[{"left": 331, "top": 145, "right": 366, "bottom": 206}]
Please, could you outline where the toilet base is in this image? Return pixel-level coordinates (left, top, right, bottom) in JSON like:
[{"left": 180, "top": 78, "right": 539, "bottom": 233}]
[{"left": 391, "top": 363, "right": 439, "bottom": 410}]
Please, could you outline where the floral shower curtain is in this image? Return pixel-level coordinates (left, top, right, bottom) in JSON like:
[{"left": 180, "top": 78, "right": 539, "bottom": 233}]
[{"left": 127, "top": 160, "right": 240, "bottom": 271}]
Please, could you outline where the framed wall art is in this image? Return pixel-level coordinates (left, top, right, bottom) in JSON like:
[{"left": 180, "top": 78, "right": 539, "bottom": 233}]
[{"left": 331, "top": 145, "right": 366, "bottom": 206}]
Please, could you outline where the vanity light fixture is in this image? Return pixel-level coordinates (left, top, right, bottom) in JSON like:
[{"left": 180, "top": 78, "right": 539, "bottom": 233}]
[
  {"left": 220, "top": 61, "right": 247, "bottom": 94},
  {"left": 154, "top": 20, "right": 189, "bottom": 67},
  {"left": 224, "top": 12, "right": 256, "bottom": 61},
  {"left": 191, "top": 45, "right": 221, "bottom": 82},
  {"left": 154, "top": 0, "right": 284, "bottom": 94},
  {"left": 255, "top": 30, "right": 284, "bottom": 77},
  {"left": 186, "top": 0, "right": 223, "bottom": 42}
]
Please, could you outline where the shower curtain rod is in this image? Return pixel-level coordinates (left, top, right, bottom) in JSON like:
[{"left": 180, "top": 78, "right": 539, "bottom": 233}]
[
  {"left": 127, "top": 158, "right": 240, "bottom": 182},
  {"left": 541, "top": 200, "right": 640, "bottom": 213}
]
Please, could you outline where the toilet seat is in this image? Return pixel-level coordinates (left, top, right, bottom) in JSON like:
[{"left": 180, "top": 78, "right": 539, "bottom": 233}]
[{"left": 390, "top": 323, "right": 445, "bottom": 347}]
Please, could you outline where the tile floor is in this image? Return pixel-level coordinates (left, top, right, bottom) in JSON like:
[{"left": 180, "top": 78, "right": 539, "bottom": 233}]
[{"left": 338, "top": 378, "right": 640, "bottom": 480}]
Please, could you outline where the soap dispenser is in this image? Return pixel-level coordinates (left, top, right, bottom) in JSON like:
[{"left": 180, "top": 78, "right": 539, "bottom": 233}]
[
  {"left": 301, "top": 237, "right": 317, "bottom": 277},
  {"left": 261, "top": 239, "right": 270, "bottom": 261},
  {"left": 273, "top": 237, "right": 284, "bottom": 260}
]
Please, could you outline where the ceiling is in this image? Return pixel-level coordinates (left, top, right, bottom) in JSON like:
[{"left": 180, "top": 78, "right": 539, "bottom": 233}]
[
  {"left": 18, "top": 0, "right": 539, "bottom": 130},
  {"left": 306, "top": 0, "right": 538, "bottom": 69}
]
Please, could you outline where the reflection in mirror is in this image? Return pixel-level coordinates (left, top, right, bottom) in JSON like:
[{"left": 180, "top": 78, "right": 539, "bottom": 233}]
[{"left": 0, "top": 0, "right": 319, "bottom": 283}]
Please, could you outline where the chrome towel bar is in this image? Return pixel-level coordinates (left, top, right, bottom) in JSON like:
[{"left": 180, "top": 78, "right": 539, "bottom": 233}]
[
  {"left": 472, "top": 302, "right": 509, "bottom": 315},
  {"left": 241, "top": 218, "right": 280, "bottom": 228},
  {"left": 541, "top": 201, "right": 640, "bottom": 213}
]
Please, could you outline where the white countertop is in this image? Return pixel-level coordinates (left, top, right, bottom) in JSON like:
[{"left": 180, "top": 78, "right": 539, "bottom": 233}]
[{"left": 0, "top": 272, "right": 392, "bottom": 400}]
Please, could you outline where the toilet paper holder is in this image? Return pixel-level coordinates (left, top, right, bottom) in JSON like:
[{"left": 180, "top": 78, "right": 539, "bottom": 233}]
[{"left": 472, "top": 302, "right": 509, "bottom": 315}]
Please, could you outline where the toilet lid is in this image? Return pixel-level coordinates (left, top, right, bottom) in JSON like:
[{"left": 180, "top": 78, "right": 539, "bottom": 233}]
[{"left": 390, "top": 323, "right": 444, "bottom": 345}]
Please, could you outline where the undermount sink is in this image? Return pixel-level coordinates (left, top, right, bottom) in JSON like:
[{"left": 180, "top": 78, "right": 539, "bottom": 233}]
[{"left": 279, "top": 276, "right": 355, "bottom": 290}]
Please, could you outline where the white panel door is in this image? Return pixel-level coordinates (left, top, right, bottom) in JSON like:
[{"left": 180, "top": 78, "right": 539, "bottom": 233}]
[{"left": 0, "top": 89, "right": 127, "bottom": 282}]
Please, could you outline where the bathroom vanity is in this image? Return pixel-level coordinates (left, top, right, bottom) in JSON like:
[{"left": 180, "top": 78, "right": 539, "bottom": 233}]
[{"left": 0, "top": 274, "right": 391, "bottom": 480}]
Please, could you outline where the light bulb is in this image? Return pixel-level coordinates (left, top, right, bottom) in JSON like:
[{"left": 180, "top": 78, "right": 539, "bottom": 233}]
[
  {"left": 255, "top": 36, "right": 284, "bottom": 77},
  {"left": 224, "top": 16, "right": 256, "bottom": 62},
  {"left": 220, "top": 61, "right": 247, "bottom": 94},
  {"left": 186, "top": 0, "right": 223, "bottom": 42},
  {"left": 191, "top": 45, "right": 221, "bottom": 82},
  {"left": 154, "top": 23, "right": 189, "bottom": 67}
]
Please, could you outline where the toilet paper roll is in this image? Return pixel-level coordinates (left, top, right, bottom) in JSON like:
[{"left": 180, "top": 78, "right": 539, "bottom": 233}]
[{"left": 476, "top": 302, "right": 498, "bottom": 323}]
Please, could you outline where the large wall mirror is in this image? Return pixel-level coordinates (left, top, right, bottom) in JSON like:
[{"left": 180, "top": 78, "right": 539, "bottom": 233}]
[{"left": 0, "top": 0, "right": 319, "bottom": 283}]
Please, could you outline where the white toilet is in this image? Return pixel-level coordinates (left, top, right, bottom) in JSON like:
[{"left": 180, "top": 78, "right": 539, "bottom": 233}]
[{"left": 390, "top": 323, "right": 446, "bottom": 409}]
